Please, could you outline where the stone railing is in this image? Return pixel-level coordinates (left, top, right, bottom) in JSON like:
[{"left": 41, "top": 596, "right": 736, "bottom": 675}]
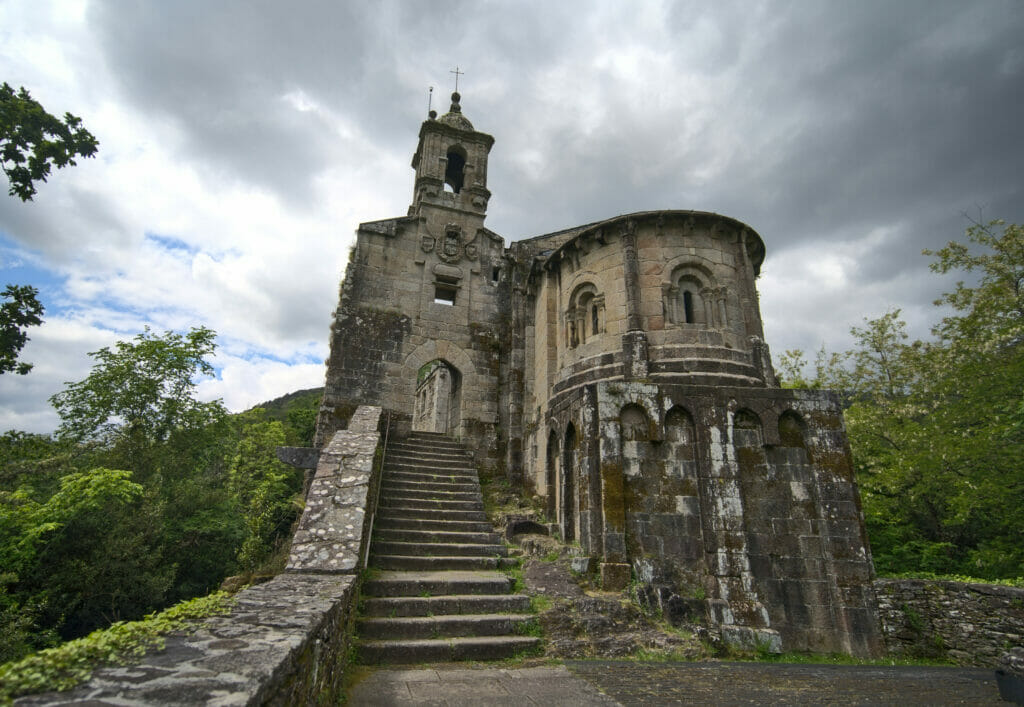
[
  {"left": 875, "top": 578, "right": 1024, "bottom": 668},
  {"left": 17, "top": 406, "right": 384, "bottom": 706}
]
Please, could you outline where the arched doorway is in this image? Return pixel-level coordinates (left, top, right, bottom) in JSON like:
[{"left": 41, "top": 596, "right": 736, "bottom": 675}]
[
  {"left": 562, "top": 423, "right": 577, "bottom": 543},
  {"left": 412, "top": 359, "right": 462, "bottom": 434},
  {"left": 546, "top": 430, "right": 559, "bottom": 521}
]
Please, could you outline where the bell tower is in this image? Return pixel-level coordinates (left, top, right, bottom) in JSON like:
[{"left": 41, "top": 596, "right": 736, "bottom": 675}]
[{"left": 409, "top": 92, "right": 494, "bottom": 225}]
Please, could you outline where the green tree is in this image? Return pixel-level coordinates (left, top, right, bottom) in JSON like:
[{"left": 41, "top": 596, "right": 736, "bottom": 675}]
[
  {"left": 46, "top": 328, "right": 243, "bottom": 614},
  {"left": 1, "top": 83, "right": 98, "bottom": 201},
  {"left": 0, "top": 284, "right": 44, "bottom": 375},
  {"left": 49, "top": 327, "right": 226, "bottom": 478},
  {"left": 782, "top": 221, "right": 1024, "bottom": 579},
  {"left": 229, "top": 413, "right": 301, "bottom": 573}
]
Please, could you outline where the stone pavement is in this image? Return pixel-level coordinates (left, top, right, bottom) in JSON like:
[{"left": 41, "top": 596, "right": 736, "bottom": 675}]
[{"left": 346, "top": 661, "right": 1006, "bottom": 705}]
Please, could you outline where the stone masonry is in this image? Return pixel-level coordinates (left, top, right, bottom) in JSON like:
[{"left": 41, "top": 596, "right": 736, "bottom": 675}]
[{"left": 315, "top": 92, "right": 884, "bottom": 657}]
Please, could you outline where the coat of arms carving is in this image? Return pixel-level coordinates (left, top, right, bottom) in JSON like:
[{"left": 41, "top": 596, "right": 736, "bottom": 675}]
[{"left": 439, "top": 223, "right": 463, "bottom": 264}]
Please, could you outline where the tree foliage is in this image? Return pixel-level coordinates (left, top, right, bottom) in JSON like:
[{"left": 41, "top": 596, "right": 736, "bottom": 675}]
[
  {"left": 785, "top": 221, "right": 1024, "bottom": 579},
  {"left": 0, "top": 285, "right": 44, "bottom": 375},
  {"left": 0, "top": 331, "right": 318, "bottom": 664},
  {"left": 0, "top": 83, "right": 98, "bottom": 201}
]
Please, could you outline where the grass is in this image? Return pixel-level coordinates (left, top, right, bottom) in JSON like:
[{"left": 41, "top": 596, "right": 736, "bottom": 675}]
[
  {"left": 879, "top": 571, "right": 1024, "bottom": 588},
  {"left": 745, "top": 650, "right": 955, "bottom": 667},
  {"left": 513, "top": 618, "right": 544, "bottom": 638},
  {"left": 530, "top": 595, "right": 553, "bottom": 613},
  {"left": 502, "top": 560, "right": 526, "bottom": 593}
]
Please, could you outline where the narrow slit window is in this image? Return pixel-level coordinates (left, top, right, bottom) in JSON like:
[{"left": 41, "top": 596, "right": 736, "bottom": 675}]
[
  {"left": 683, "top": 290, "right": 694, "bottom": 323},
  {"left": 591, "top": 304, "right": 599, "bottom": 336},
  {"left": 492, "top": 266, "right": 500, "bottom": 282}
]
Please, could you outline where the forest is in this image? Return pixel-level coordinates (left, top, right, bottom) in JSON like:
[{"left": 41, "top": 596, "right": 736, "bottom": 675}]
[
  {"left": 0, "top": 220, "right": 1021, "bottom": 667},
  {"left": 0, "top": 326, "right": 320, "bottom": 664}
]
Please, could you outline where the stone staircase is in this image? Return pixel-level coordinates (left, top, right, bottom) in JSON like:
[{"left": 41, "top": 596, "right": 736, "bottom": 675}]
[{"left": 357, "top": 431, "right": 540, "bottom": 663}]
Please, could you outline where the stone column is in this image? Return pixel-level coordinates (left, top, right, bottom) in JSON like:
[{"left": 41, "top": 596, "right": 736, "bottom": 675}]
[{"left": 620, "top": 219, "right": 649, "bottom": 378}]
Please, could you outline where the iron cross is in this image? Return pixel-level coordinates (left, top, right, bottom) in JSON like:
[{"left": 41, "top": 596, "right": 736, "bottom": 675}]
[{"left": 450, "top": 66, "right": 464, "bottom": 92}]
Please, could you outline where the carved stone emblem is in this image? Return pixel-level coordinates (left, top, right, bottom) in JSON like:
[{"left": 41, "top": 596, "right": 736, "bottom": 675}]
[
  {"left": 464, "top": 243, "right": 477, "bottom": 260},
  {"left": 439, "top": 223, "right": 463, "bottom": 264},
  {"left": 421, "top": 235, "right": 435, "bottom": 253}
]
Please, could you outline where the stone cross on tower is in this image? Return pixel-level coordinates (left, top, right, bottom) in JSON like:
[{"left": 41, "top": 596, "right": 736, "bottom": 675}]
[{"left": 450, "top": 66, "right": 464, "bottom": 92}]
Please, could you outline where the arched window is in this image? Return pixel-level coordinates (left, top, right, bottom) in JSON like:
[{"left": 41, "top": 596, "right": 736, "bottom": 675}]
[
  {"left": 664, "top": 263, "right": 726, "bottom": 328},
  {"left": 567, "top": 282, "right": 605, "bottom": 349},
  {"left": 444, "top": 145, "right": 466, "bottom": 193}
]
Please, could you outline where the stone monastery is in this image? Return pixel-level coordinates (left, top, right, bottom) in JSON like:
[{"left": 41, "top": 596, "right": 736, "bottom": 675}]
[{"left": 314, "top": 92, "right": 884, "bottom": 657}]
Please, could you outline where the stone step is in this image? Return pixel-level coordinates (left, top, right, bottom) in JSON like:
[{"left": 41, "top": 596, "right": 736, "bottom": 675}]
[
  {"left": 373, "top": 528, "right": 502, "bottom": 545},
  {"left": 357, "top": 613, "right": 536, "bottom": 640},
  {"left": 362, "top": 570, "right": 513, "bottom": 597},
  {"left": 405, "top": 434, "right": 469, "bottom": 449},
  {"left": 359, "top": 636, "right": 541, "bottom": 665},
  {"left": 380, "top": 485, "right": 482, "bottom": 501},
  {"left": 381, "top": 479, "right": 480, "bottom": 494},
  {"left": 387, "top": 445, "right": 471, "bottom": 459},
  {"left": 361, "top": 594, "right": 532, "bottom": 617},
  {"left": 371, "top": 554, "right": 517, "bottom": 571},
  {"left": 375, "top": 510, "right": 488, "bottom": 526},
  {"left": 383, "top": 470, "right": 481, "bottom": 486},
  {"left": 373, "top": 540, "right": 507, "bottom": 557},
  {"left": 384, "top": 459, "right": 477, "bottom": 474},
  {"left": 379, "top": 496, "right": 483, "bottom": 512},
  {"left": 374, "top": 517, "right": 495, "bottom": 533}
]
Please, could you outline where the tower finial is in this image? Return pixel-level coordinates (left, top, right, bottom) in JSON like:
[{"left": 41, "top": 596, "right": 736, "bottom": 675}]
[
  {"left": 450, "top": 65, "right": 464, "bottom": 92},
  {"left": 427, "top": 86, "right": 436, "bottom": 119}
]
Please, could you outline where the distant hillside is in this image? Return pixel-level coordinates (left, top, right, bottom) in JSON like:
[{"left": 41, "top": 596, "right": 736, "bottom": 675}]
[{"left": 246, "top": 387, "right": 323, "bottom": 422}]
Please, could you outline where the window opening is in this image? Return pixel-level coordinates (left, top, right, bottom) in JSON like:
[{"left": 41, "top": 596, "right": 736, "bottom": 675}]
[
  {"left": 492, "top": 266, "right": 500, "bottom": 283},
  {"left": 591, "top": 303, "right": 599, "bottom": 336},
  {"left": 434, "top": 275, "right": 459, "bottom": 305},
  {"left": 683, "top": 290, "right": 695, "bottom": 323},
  {"left": 444, "top": 148, "right": 466, "bottom": 193},
  {"left": 434, "top": 286, "right": 456, "bottom": 305}
]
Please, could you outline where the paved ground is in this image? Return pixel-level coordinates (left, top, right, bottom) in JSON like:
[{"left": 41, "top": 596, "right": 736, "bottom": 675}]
[{"left": 346, "top": 661, "right": 1006, "bottom": 706}]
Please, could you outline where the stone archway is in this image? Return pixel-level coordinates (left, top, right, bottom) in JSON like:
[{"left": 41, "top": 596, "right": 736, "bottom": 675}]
[
  {"left": 412, "top": 359, "right": 462, "bottom": 434},
  {"left": 400, "top": 341, "right": 477, "bottom": 437}
]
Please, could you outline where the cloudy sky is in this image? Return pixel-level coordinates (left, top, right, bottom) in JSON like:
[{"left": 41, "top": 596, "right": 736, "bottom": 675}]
[{"left": 2, "top": 0, "right": 1023, "bottom": 433}]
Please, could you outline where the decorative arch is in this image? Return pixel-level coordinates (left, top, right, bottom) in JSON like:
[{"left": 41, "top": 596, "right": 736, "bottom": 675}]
[
  {"left": 732, "top": 408, "right": 764, "bottom": 447},
  {"left": 778, "top": 410, "right": 808, "bottom": 451},
  {"left": 665, "top": 405, "right": 697, "bottom": 446},
  {"left": 619, "top": 403, "right": 650, "bottom": 442}
]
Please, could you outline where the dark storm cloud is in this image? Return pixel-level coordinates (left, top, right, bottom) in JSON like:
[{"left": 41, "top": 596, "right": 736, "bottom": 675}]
[
  {"left": 700, "top": 1, "right": 1024, "bottom": 247},
  {"left": 88, "top": 1, "right": 376, "bottom": 202}
]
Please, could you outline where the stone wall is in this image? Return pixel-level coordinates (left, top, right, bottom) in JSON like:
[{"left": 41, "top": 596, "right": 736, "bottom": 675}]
[
  {"left": 535, "top": 379, "right": 884, "bottom": 657},
  {"left": 875, "top": 578, "right": 1024, "bottom": 668},
  {"left": 17, "top": 407, "right": 385, "bottom": 706}
]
